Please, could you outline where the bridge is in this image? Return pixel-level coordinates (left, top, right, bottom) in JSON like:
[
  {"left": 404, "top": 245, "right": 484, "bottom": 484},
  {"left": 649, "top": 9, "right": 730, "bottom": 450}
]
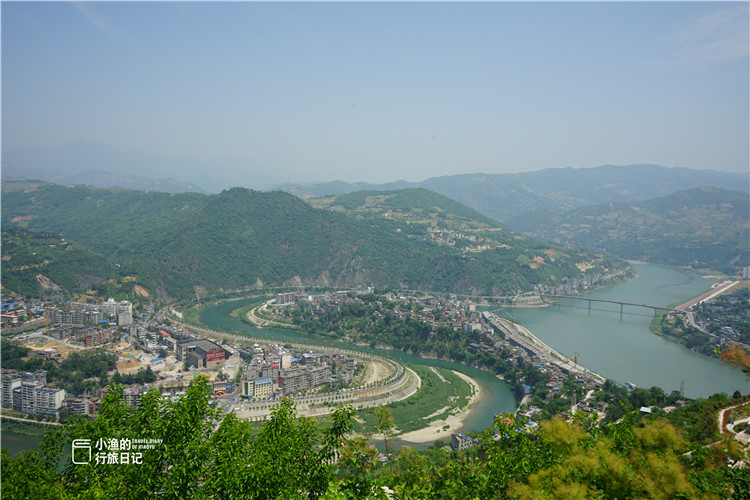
[{"left": 540, "top": 294, "right": 682, "bottom": 318}]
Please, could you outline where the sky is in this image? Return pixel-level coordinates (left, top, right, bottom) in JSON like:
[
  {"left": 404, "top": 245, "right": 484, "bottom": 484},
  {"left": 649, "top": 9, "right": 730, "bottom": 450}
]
[{"left": 2, "top": 1, "right": 748, "bottom": 184}]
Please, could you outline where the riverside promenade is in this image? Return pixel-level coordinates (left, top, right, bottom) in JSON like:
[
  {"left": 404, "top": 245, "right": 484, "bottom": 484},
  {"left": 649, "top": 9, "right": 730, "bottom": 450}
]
[{"left": 483, "top": 312, "right": 606, "bottom": 383}]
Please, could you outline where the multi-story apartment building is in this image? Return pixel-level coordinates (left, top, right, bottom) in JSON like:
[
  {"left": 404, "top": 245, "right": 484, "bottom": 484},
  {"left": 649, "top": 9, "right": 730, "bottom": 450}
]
[
  {"left": 278, "top": 365, "right": 332, "bottom": 395},
  {"left": 278, "top": 370, "right": 309, "bottom": 394},
  {"left": 117, "top": 309, "right": 133, "bottom": 326},
  {"left": 18, "top": 381, "right": 65, "bottom": 416},
  {"left": 253, "top": 379, "right": 272, "bottom": 399},
  {"left": 1, "top": 374, "right": 22, "bottom": 409},
  {"left": 310, "top": 365, "right": 331, "bottom": 387},
  {"left": 47, "top": 307, "right": 102, "bottom": 326},
  {"left": 261, "top": 363, "right": 279, "bottom": 383},
  {"left": 35, "top": 386, "right": 66, "bottom": 416},
  {"left": 67, "top": 397, "right": 92, "bottom": 417}
]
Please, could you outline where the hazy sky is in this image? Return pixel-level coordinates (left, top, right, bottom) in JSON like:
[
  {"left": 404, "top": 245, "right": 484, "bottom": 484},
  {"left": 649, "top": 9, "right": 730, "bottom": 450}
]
[{"left": 2, "top": 1, "right": 748, "bottom": 183}]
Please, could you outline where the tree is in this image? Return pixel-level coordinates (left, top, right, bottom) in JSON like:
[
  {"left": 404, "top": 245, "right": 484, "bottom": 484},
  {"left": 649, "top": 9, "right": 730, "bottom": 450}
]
[
  {"left": 373, "top": 405, "right": 394, "bottom": 455},
  {"left": 2, "top": 376, "right": 356, "bottom": 499}
]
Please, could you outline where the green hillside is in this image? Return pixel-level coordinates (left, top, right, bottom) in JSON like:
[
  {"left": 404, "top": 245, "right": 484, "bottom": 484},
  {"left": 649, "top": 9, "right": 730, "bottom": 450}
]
[
  {"left": 1, "top": 182, "right": 626, "bottom": 302},
  {"left": 508, "top": 187, "right": 749, "bottom": 274},
  {"left": 0, "top": 227, "right": 114, "bottom": 300},
  {"left": 311, "top": 188, "right": 500, "bottom": 228},
  {"left": 310, "top": 188, "right": 626, "bottom": 289}
]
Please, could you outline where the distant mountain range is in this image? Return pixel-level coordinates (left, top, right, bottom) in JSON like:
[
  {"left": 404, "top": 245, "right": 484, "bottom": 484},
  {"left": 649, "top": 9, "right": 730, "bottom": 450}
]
[
  {"left": 4, "top": 142, "right": 747, "bottom": 224},
  {"left": 1, "top": 141, "right": 282, "bottom": 193},
  {"left": 507, "top": 187, "right": 749, "bottom": 274},
  {"left": 283, "top": 164, "right": 749, "bottom": 223},
  {"left": 1, "top": 182, "right": 622, "bottom": 302}
]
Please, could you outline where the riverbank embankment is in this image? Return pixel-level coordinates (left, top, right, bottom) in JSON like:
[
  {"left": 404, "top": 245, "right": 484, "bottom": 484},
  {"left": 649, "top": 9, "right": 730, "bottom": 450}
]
[
  {"left": 675, "top": 280, "right": 740, "bottom": 312},
  {"left": 483, "top": 312, "right": 606, "bottom": 383}
]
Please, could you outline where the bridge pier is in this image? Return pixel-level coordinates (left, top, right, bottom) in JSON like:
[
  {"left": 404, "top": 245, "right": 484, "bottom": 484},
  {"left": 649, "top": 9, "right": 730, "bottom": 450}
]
[
  {"left": 620, "top": 303, "right": 623, "bottom": 320},
  {"left": 588, "top": 299, "right": 592, "bottom": 312}
]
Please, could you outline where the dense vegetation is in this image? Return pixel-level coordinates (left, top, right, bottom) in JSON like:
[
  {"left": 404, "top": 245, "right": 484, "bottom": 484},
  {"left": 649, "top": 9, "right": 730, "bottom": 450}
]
[
  {"left": 2, "top": 376, "right": 746, "bottom": 499},
  {"left": 652, "top": 315, "right": 719, "bottom": 357},
  {"left": 312, "top": 188, "right": 501, "bottom": 228},
  {"left": 288, "top": 297, "right": 510, "bottom": 368},
  {"left": 508, "top": 187, "right": 749, "bottom": 273},
  {"left": 2, "top": 182, "right": 623, "bottom": 302},
  {"left": 0, "top": 227, "right": 114, "bottom": 301}
]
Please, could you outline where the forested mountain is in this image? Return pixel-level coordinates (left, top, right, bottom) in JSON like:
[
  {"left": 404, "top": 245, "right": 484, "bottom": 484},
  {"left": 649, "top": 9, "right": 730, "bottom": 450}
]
[
  {"left": 507, "top": 187, "right": 749, "bottom": 274},
  {"left": 282, "top": 164, "right": 749, "bottom": 223},
  {"left": 1, "top": 182, "right": 624, "bottom": 302},
  {"left": 0, "top": 227, "right": 115, "bottom": 301},
  {"left": 310, "top": 188, "right": 501, "bottom": 228}
]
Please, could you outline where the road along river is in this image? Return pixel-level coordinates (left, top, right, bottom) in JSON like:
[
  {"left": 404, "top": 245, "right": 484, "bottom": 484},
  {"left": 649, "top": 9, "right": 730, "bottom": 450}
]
[
  {"left": 502, "top": 263, "right": 748, "bottom": 398},
  {"left": 198, "top": 301, "right": 517, "bottom": 443}
]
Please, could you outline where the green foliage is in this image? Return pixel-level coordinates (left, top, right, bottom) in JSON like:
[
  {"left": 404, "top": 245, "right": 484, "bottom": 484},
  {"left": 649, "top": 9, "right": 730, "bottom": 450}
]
[
  {"left": 510, "top": 186, "right": 749, "bottom": 273},
  {"left": 111, "top": 366, "right": 157, "bottom": 386},
  {"left": 2, "top": 387, "right": 742, "bottom": 498},
  {"left": 0, "top": 226, "right": 115, "bottom": 299},
  {"left": 373, "top": 406, "right": 394, "bottom": 454},
  {"left": 2, "top": 182, "right": 625, "bottom": 302},
  {"left": 1, "top": 338, "right": 34, "bottom": 370},
  {"left": 1, "top": 376, "right": 357, "bottom": 499},
  {"left": 290, "top": 299, "right": 511, "bottom": 372}
]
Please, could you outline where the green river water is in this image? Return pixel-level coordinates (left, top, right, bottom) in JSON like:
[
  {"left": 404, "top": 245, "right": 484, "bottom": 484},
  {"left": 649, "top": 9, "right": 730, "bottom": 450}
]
[
  {"left": 4, "top": 263, "right": 747, "bottom": 454},
  {"left": 504, "top": 263, "right": 748, "bottom": 399}
]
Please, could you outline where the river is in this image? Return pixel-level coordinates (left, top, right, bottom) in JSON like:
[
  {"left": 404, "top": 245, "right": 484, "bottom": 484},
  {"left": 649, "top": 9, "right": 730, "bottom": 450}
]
[
  {"left": 1, "top": 430, "right": 45, "bottom": 457},
  {"left": 5, "top": 263, "right": 747, "bottom": 455},
  {"left": 198, "top": 298, "right": 517, "bottom": 442},
  {"left": 503, "top": 263, "right": 748, "bottom": 398}
]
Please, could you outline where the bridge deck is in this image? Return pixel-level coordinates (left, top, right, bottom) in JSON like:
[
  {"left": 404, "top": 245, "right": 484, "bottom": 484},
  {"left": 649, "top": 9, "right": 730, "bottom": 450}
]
[{"left": 542, "top": 294, "right": 679, "bottom": 312}]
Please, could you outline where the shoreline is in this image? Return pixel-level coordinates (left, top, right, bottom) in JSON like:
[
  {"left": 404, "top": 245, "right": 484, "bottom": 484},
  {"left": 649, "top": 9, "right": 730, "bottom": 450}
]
[
  {"left": 484, "top": 312, "right": 606, "bottom": 384},
  {"left": 395, "top": 370, "right": 482, "bottom": 444}
]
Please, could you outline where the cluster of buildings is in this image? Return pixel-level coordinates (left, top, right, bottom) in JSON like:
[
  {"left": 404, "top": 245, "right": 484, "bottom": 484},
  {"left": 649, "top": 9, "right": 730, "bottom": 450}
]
[
  {"left": 1, "top": 296, "right": 48, "bottom": 328},
  {"left": 272, "top": 288, "right": 375, "bottom": 310},
  {"left": 425, "top": 227, "right": 506, "bottom": 253},
  {"left": 1, "top": 369, "right": 66, "bottom": 417},
  {"left": 535, "top": 274, "right": 605, "bottom": 295},
  {"left": 693, "top": 288, "right": 750, "bottom": 345},
  {"left": 46, "top": 298, "right": 136, "bottom": 327},
  {"left": 282, "top": 289, "right": 489, "bottom": 338},
  {"left": 238, "top": 343, "right": 356, "bottom": 399}
]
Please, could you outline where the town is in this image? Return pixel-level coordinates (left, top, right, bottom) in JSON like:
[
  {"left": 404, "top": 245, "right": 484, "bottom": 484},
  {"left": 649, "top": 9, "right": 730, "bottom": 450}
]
[{"left": 1, "top": 294, "right": 400, "bottom": 424}]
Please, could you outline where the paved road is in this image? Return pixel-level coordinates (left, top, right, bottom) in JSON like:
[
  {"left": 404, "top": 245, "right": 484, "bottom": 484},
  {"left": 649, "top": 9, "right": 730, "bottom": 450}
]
[{"left": 484, "top": 312, "right": 606, "bottom": 383}]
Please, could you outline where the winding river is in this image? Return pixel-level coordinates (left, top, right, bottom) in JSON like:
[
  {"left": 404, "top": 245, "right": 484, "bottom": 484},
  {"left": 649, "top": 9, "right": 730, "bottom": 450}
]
[
  {"left": 198, "top": 299, "right": 517, "bottom": 437},
  {"left": 4, "top": 263, "right": 747, "bottom": 454}
]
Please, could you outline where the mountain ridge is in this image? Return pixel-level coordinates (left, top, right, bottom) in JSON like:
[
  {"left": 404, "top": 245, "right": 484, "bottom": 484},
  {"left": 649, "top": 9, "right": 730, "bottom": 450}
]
[
  {"left": 507, "top": 186, "right": 749, "bottom": 274},
  {"left": 283, "top": 164, "right": 749, "bottom": 222},
  {"left": 1, "top": 182, "right": 624, "bottom": 302}
]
